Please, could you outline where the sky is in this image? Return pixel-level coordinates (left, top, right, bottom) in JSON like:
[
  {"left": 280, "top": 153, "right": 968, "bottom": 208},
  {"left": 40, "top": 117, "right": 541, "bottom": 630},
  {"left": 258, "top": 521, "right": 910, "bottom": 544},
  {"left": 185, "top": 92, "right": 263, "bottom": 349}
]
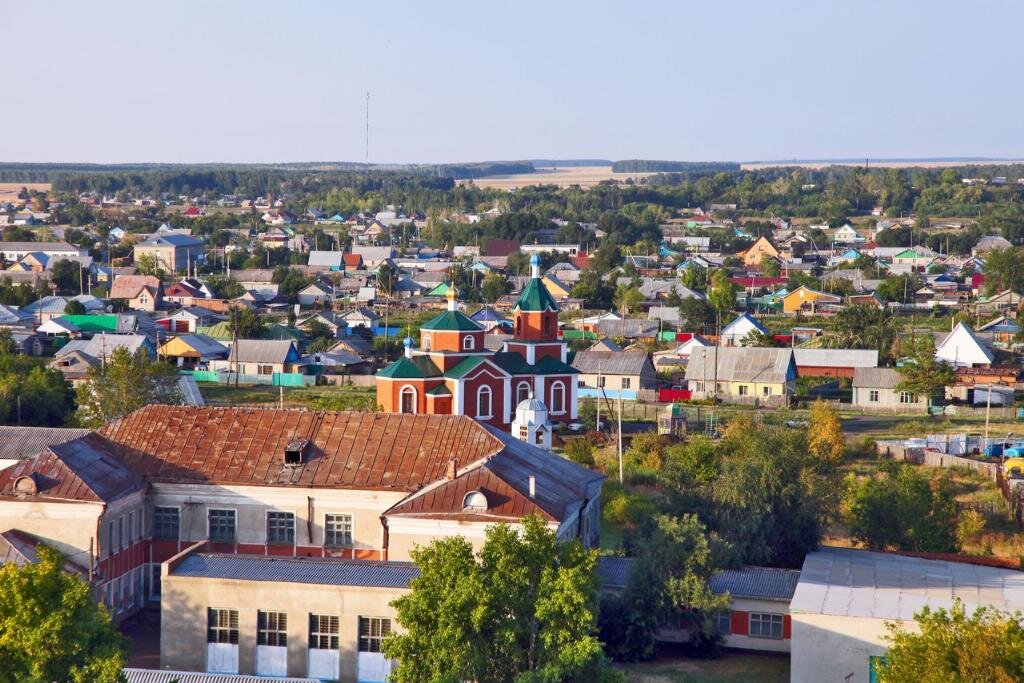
[{"left": 4, "top": 0, "right": 1021, "bottom": 164}]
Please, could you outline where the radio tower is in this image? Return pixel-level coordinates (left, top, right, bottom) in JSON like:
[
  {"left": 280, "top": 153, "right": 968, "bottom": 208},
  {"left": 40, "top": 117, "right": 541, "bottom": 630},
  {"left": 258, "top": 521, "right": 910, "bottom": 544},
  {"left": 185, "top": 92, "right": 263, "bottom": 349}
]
[{"left": 365, "top": 91, "right": 370, "bottom": 170}]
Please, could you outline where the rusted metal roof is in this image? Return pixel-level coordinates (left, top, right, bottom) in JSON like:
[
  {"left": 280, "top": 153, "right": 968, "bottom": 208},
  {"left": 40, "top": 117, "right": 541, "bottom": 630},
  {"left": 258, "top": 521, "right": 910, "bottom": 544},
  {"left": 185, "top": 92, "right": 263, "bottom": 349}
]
[
  {"left": 99, "top": 406, "right": 505, "bottom": 492},
  {"left": 385, "top": 465, "right": 555, "bottom": 521},
  {"left": 0, "top": 434, "right": 146, "bottom": 503}
]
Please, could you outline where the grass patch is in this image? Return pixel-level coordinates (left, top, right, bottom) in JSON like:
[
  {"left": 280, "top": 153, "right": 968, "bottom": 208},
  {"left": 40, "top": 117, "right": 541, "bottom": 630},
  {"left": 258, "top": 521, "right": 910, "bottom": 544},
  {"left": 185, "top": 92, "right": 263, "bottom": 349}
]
[
  {"left": 199, "top": 383, "right": 375, "bottom": 409},
  {"left": 618, "top": 650, "right": 789, "bottom": 683}
]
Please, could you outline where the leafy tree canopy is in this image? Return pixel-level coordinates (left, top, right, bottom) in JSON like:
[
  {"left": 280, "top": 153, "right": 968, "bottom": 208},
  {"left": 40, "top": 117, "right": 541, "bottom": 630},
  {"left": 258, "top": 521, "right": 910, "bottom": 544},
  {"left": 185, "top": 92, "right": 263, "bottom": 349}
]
[
  {"left": 75, "top": 347, "right": 181, "bottom": 427},
  {"left": 383, "top": 515, "right": 622, "bottom": 683},
  {"left": 0, "top": 546, "right": 127, "bottom": 682}
]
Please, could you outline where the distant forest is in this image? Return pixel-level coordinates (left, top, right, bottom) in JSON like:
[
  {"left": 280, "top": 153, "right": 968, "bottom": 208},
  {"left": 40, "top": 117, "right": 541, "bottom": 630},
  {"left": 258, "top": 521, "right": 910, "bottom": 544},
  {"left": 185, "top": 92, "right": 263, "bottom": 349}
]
[{"left": 611, "top": 160, "right": 740, "bottom": 173}]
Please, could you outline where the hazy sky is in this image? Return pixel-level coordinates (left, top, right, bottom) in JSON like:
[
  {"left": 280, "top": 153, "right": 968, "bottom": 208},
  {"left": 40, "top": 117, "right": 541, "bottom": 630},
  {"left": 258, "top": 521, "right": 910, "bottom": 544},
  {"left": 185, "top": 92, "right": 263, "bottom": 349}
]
[{"left": 4, "top": 0, "right": 1020, "bottom": 164}]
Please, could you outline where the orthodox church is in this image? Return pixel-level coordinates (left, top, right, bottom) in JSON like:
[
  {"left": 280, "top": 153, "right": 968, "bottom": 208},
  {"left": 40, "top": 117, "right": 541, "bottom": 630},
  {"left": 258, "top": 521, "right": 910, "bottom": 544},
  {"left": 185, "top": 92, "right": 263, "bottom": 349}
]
[{"left": 376, "top": 254, "right": 578, "bottom": 438}]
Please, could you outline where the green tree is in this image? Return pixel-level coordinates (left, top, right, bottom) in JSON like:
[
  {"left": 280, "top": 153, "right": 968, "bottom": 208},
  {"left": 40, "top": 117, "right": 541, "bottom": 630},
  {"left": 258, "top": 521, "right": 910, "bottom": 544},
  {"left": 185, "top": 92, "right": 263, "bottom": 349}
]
[
  {"left": 0, "top": 338, "right": 76, "bottom": 426},
  {"left": 613, "top": 283, "right": 642, "bottom": 317},
  {"left": 75, "top": 347, "right": 181, "bottom": 427},
  {"left": 384, "top": 515, "right": 621, "bottom": 682},
  {"left": 272, "top": 266, "right": 314, "bottom": 303},
  {"left": 64, "top": 298, "right": 87, "bottom": 315},
  {"left": 876, "top": 274, "right": 921, "bottom": 303},
  {"left": 760, "top": 255, "right": 781, "bottom": 278},
  {"left": 481, "top": 272, "right": 510, "bottom": 303},
  {"left": 0, "top": 546, "right": 126, "bottom": 682},
  {"left": 571, "top": 268, "right": 613, "bottom": 309},
  {"left": 204, "top": 274, "right": 246, "bottom": 299},
  {"left": 824, "top": 304, "right": 897, "bottom": 360},
  {"left": 229, "top": 307, "right": 266, "bottom": 339},
  {"left": 600, "top": 514, "right": 728, "bottom": 661},
  {"left": 978, "top": 247, "right": 1024, "bottom": 295},
  {"left": 375, "top": 261, "right": 397, "bottom": 298},
  {"left": 50, "top": 259, "right": 83, "bottom": 295},
  {"left": 707, "top": 269, "right": 736, "bottom": 315},
  {"left": 846, "top": 462, "right": 958, "bottom": 552},
  {"left": 134, "top": 253, "right": 163, "bottom": 278},
  {"left": 877, "top": 599, "right": 1024, "bottom": 682},
  {"left": 740, "top": 329, "right": 774, "bottom": 347},
  {"left": 678, "top": 296, "right": 716, "bottom": 332},
  {"left": 564, "top": 439, "right": 595, "bottom": 467},
  {"left": 896, "top": 339, "right": 956, "bottom": 408}
]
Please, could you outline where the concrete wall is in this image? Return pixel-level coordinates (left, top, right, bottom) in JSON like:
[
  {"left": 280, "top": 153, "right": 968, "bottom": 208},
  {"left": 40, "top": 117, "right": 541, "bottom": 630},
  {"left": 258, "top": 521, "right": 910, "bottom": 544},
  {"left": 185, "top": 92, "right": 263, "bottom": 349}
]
[
  {"left": 0, "top": 499, "right": 103, "bottom": 561},
  {"left": 161, "top": 573, "right": 405, "bottom": 682},
  {"left": 149, "top": 483, "right": 406, "bottom": 559},
  {"left": 790, "top": 613, "right": 893, "bottom": 683},
  {"left": 852, "top": 386, "right": 928, "bottom": 413}
]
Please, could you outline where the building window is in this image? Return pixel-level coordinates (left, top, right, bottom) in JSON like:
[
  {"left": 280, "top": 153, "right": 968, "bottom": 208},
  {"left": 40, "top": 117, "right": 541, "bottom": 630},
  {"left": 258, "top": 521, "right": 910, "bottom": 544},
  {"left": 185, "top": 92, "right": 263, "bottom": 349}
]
[
  {"left": 154, "top": 507, "right": 179, "bottom": 540},
  {"left": 208, "top": 509, "right": 236, "bottom": 543},
  {"left": 899, "top": 391, "right": 916, "bottom": 404},
  {"left": 763, "top": 386, "right": 771, "bottom": 397},
  {"left": 463, "top": 335, "right": 475, "bottom": 351},
  {"left": 543, "top": 316, "right": 552, "bottom": 337},
  {"left": 716, "top": 611, "right": 732, "bottom": 634},
  {"left": 597, "top": 376, "right": 606, "bottom": 388},
  {"left": 151, "top": 565, "right": 161, "bottom": 598},
  {"left": 869, "top": 389, "right": 880, "bottom": 402},
  {"left": 358, "top": 617, "right": 392, "bottom": 653},
  {"left": 267, "top": 512, "right": 295, "bottom": 545},
  {"left": 257, "top": 611, "right": 288, "bottom": 647},
  {"left": 518, "top": 426, "right": 529, "bottom": 440},
  {"left": 208, "top": 608, "right": 239, "bottom": 644},
  {"left": 749, "top": 612, "right": 784, "bottom": 639},
  {"left": 258, "top": 365, "right": 274, "bottom": 376},
  {"left": 477, "top": 386, "right": 493, "bottom": 418},
  {"left": 107, "top": 521, "right": 114, "bottom": 557},
  {"left": 310, "top": 614, "right": 340, "bottom": 650},
  {"left": 516, "top": 382, "right": 531, "bottom": 404},
  {"left": 550, "top": 381, "right": 565, "bottom": 414},
  {"left": 324, "top": 514, "right": 353, "bottom": 547},
  {"left": 422, "top": 334, "right": 431, "bottom": 351},
  {"left": 738, "top": 385, "right": 748, "bottom": 396},
  {"left": 128, "top": 512, "right": 135, "bottom": 544},
  {"left": 399, "top": 385, "right": 417, "bottom": 414},
  {"left": 118, "top": 516, "right": 124, "bottom": 550},
  {"left": 621, "top": 377, "right": 631, "bottom": 389}
]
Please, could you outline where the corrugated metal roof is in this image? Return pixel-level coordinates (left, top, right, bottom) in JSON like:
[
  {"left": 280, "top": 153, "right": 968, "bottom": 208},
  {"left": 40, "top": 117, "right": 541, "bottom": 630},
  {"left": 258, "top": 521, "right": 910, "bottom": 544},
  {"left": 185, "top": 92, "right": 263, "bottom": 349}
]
[
  {"left": 851, "top": 367, "right": 901, "bottom": 389},
  {"left": 793, "top": 348, "right": 879, "bottom": 368},
  {"left": 123, "top": 670, "right": 314, "bottom": 683},
  {"left": 0, "top": 434, "right": 146, "bottom": 503},
  {"left": 227, "top": 339, "right": 298, "bottom": 364},
  {"left": 685, "top": 347, "right": 795, "bottom": 384},
  {"left": 709, "top": 566, "right": 801, "bottom": 601},
  {"left": 571, "top": 350, "right": 653, "bottom": 376},
  {"left": 99, "top": 407, "right": 504, "bottom": 492},
  {"left": 791, "top": 546, "right": 1024, "bottom": 620},
  {"left": 597, "top": 556, "right": 633, "bottom": 589},
  {"left": 0, "top": 426, "right": 90, "bottom": 460},
  {"left": 171, "top": 553, "right": 419, "bottom": 588}
]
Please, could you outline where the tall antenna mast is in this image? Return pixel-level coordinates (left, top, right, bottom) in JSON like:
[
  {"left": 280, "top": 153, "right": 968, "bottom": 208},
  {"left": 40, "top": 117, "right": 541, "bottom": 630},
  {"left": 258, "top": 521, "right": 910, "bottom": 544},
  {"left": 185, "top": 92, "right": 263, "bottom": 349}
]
[{"left": 365, "top": 91, "right": 370, "bottom": 170}]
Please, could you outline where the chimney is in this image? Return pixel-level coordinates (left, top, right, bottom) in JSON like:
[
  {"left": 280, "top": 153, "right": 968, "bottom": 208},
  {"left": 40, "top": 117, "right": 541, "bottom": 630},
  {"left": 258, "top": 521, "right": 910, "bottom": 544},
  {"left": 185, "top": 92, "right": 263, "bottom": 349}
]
[
  {"left": 528, "top": 474, "right": 536, "bottom": 498},
  {"left": 446, "top": 458, "right": 458, "bottom": 480}
]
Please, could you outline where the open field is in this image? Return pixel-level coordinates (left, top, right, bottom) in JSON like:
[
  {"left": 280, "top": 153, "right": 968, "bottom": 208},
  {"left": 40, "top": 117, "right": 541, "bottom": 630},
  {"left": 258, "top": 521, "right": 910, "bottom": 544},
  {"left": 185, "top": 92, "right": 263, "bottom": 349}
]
[
  {"left": 742, "top": 159, "right": 1024, "bottom": 171},
  {"left": 618, "top": 651, "right": 789, "bottom": 683},
  {"left": 0, "top": 182, "right": 50, "bottom": 203},
  {"left": 461, "top": 165, "right": 657, "bottom": 189}
]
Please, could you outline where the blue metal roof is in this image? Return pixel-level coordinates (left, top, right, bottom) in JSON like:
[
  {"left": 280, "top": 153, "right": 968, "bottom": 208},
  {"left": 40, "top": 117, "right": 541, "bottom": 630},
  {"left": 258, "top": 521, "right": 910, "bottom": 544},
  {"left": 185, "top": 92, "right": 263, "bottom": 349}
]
[
  {"left": 709, "top": 566, "right": 800, "bottom": 601},
  {"left": 171, "top": 553, "right": 420, "bottom": 588}
]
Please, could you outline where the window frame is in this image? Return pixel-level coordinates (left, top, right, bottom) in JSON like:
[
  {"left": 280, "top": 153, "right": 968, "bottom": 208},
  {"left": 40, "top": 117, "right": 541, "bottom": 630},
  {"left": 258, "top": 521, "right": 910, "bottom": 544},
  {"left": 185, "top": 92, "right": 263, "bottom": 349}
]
[
  {"left": 462, "top": 335, "right": 475, "bottom": 351},
  {"left": 550, "top": 381, "right": 566, "bottom": 415},
  {"left": 399, "top": 384, "right": 417, "bottom": 414},
  {"left": 266, "top": 511, "right": 296, "bottom": 545},
  {"left": 153, "top": 506, "right": 180, "bottom": 541},
  {"left": 716, "top": 611, "right": 731, "bottom": 634},
  {"left": 869, "top": 389, "right": 880, "bottom": 402},
  {"left": 208, "top": 508, "right": 237, "bottom": 544},
  {"left": 748, "top": 612, "right": 784, "bottom": 640},
  {"left": 324, "top": 513, "right": 353, "bottom": 548},
  {"left": 516, "top": 381, "right": 531, "bottom": 405},
  {"left": 476, "top": 385, "right": 493, "bottom": 419},
  {"left": 257, "top": 610, "right": 288, "bottom": 647},
  {"left": 620, "top": 377, "right": 631, "bottom": 389},
  {"left": 207, "top": 607, "right": 239, "bottom": 644},
  {"left": 357, "top": 616, "right": 392, "bottom": 653},
  {"left": 310, "top": 614, "right": 340, "bottom": 650}
]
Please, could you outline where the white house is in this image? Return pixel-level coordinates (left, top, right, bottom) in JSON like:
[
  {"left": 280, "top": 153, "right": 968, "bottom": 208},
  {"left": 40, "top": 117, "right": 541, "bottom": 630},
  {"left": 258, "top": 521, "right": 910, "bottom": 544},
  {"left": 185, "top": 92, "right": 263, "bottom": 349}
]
[
  {"left": 935, "top": 322, "right": 994, "bottom": 368},
  {"left": 720, "top": 313, "right": 769, "bottom": 347}
]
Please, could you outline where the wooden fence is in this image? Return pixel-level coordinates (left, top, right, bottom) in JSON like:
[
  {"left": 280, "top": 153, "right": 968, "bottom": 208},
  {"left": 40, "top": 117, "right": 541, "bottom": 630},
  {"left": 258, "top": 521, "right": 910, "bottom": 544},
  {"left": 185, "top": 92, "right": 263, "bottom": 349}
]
[{"left": 875, "top": 440, "right": 1000, "bottom": 481}]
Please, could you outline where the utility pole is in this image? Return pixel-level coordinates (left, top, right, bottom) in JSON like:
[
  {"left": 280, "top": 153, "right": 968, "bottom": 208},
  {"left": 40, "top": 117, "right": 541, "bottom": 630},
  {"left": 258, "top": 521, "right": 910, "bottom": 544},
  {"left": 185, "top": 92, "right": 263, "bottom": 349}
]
[{"left": 616, "top": 390, "right": 623, "bottom": 484}]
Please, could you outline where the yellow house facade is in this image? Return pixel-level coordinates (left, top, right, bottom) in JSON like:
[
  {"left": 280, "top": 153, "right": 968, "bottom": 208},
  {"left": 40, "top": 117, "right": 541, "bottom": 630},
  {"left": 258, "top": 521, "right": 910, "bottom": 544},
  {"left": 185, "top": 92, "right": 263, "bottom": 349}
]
[{"left": 782, "top": 286, "right": 842, "bottom": 314}]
